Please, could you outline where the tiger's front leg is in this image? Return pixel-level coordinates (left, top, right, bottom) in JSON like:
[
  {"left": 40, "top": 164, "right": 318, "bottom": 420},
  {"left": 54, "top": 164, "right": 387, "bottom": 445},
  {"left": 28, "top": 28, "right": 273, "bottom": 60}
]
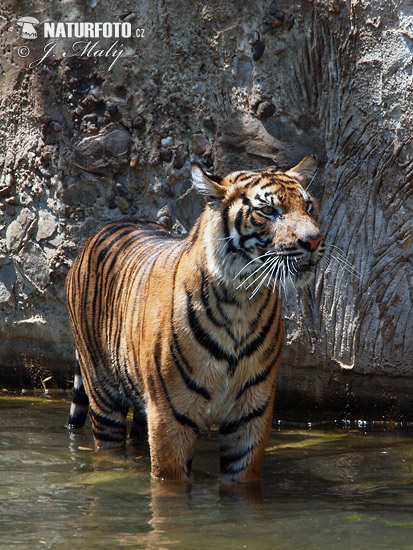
[
  {"left": 219, "top": 391, "right": 275, "bottom": 483},
  {"left": 146, "top": 401, "right": 198, "bottom": 481}
]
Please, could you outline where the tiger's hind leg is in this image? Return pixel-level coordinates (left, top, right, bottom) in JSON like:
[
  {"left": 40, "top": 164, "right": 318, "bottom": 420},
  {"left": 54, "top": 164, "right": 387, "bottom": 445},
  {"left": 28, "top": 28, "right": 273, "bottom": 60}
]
[
  {"left": 89, "top": 400, "right": 129, "bottom": 450},
  {"left": 67, "top": 350, "right": 89, "bottom": 429},
  {"left": 219, "top": 391, "right": 275, "bottom": 483},
  {"left": 72, "top": 348, "right": 129, "bottom": 449},
  {"left": 87, "top": 372, "right": 129, "bottom": 449}
]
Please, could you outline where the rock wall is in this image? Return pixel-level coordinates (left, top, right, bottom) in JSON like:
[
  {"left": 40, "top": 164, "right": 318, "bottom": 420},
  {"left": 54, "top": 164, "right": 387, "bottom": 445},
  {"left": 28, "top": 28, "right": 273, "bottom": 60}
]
[{"left": 0, "top": 0, "right": 411, "bottom": 419}]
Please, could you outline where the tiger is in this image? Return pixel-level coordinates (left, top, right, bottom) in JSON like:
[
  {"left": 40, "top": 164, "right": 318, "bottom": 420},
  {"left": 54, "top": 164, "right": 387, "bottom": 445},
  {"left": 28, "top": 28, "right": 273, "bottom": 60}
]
[{"left": 65, "top": 154, "right": 325, "bottom": 483}]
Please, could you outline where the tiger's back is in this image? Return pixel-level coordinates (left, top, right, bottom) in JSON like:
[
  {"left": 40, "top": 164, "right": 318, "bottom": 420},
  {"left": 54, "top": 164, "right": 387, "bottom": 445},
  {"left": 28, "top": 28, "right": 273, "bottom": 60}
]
[
  {"left": 66, "top": 220, "right": 183, "bottom": 373},
  {"left": 66, "top": 155, "right": 325, "bottom": 482}
]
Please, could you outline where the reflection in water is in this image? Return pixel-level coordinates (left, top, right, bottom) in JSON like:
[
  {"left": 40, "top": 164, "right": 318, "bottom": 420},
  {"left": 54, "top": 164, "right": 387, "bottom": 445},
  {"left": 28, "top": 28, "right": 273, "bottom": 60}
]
[{"left": 1, "top": 396, "right": 413, "bottom": 549}]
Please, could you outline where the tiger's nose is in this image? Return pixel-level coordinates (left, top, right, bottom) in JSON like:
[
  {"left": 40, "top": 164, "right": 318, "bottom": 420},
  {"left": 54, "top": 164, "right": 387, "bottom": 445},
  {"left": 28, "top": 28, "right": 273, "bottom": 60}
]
[{"left": 298, "top": 235, "right": 323, "bottom": 252}]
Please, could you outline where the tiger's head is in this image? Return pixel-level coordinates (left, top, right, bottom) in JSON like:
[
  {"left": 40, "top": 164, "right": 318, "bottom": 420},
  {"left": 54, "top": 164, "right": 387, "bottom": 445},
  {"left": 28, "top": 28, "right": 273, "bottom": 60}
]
[{"left": 192, "top": 155, "right": 325, "bottom": 293}]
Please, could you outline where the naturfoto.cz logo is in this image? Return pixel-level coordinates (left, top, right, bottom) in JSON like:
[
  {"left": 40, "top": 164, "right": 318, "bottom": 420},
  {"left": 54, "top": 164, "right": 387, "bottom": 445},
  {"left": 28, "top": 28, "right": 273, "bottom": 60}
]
[
  {"left": 16, "top": 16, "right": 40, "bottom": 39},
  {"left": 15, "top": 17, "right": 146, "bottom": 70}
]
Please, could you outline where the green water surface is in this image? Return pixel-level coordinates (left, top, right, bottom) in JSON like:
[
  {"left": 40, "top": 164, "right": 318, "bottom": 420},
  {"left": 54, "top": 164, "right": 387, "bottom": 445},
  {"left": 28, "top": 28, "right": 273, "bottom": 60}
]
[{"left": 1, "top": 396, "right": 413, "bottom": 549}]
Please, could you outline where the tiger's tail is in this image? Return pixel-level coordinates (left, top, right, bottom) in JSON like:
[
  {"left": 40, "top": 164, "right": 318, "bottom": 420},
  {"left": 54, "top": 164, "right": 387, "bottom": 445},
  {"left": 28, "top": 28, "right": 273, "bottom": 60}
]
[{"left": 66, "top": 350, "right": 89, "bottom": 429}]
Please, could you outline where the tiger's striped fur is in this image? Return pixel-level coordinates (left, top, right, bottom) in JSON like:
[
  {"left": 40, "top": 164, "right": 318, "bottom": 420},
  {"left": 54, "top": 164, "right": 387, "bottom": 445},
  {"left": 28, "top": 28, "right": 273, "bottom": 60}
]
[{"left": 66, "top": 155, "right": 325, "bottom": 482}]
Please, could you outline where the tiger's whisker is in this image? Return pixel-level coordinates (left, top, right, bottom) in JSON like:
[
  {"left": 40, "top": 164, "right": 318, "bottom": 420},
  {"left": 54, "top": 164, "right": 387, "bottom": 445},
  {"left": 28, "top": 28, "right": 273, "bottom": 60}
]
[
  {"left": 282, "top": 263, "right": 287, "bottom": 299},
  {"left": 272, "top": 259, "right": 283, "bottom": 293},
  {"left": 237, "top": 260, "right": 272, "bottom": 290},
  {"left": 246, "top": 257, "right": 279, "bottom": 292},
  {"left": 286, "top": 257, "right": 292, "bottom": 288},
  {"left": 323, "top": 250, "right": 361, "bottom": 279},
  {"left": 250, "top": 262, "right": 276, "bottom": 298},
  {"left": 266, "top": 258, "right": 281, "bottom": 292},
  {"left": 234, "top": 250, "right": 277, "bottom": 280},
  {"left": 248, "top": 257, "right": 280, "bottom": 294},
  {"left": 324, "top": 244, "right": 361, "bottom": 275}
]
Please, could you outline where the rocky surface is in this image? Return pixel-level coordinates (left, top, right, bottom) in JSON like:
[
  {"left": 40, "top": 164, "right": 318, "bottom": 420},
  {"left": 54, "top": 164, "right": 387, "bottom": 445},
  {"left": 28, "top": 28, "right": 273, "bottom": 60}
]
[{"left": 0, "top": 0, "right": 411, "bottom": 419}]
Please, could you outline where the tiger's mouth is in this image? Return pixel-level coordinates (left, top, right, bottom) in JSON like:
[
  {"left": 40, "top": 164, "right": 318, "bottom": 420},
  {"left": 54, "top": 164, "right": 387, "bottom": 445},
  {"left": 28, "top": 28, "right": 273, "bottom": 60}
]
[
  {"left": 234, "top": 249, "right": 322, "bottom": 295},
  {"left": 294, "top": 262, "right": 317, "bottom": 274},
  {"left": 284, "top": 258, "right": 320, "bottom": 288}
]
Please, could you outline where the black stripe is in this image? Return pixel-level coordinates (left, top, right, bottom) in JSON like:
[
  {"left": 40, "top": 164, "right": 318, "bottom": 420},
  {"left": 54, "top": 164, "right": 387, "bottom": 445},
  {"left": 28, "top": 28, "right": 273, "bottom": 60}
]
[
  {"left": 221, "top": 206, "right": 252, "bottom": 260},
  {"left": 93, "top": 223, "right": 139, "bottom": 259},
  {"left": 171, "top": 320, "right": 194, "bottom": 373},
  {"left": 247, "top": 292, "right": 270, "bottom": 334},
  {"left": 260, "top": 181, "right": 279, "bottom": 190},
  {"left": 211, "top": 283, "right": 241, "bottom": 307},
  {"left": 236, "top": 341, "right": 282, "bottom": 399},
  {"left": 222, "top": 206, "right": 231, "bottom": 242},
  {"left": 250, "top": 214, "right": 265, "bottom": 228},
  {"left": 170, "top": 255, "right": 195, "bottom": 377},
  {"left": 261, "top": 178, "right": 297, "bottom": 189},
  {"left": 239, "top": 231, "right": 268, "bottom": 247},
  {"left": 186, "top": 287, "right": 235, "bottom": 365},
  {"left": 211, "top": 291, "right": 233, "bottom": 325},
  {"left": 95, "top": 222, "right": 138, "bottom": 244},
  {"left": 92, "top": 409, "right": 127, "bottom": 430},
  {"left": 227, "top": 357, "right": 238, "bottom": 376},
  {"left": 204, "top": 289, "right": 242, "bottom": 347},
  {"left": 116, "top": 360, "right": 145, "bottom": 412},
  {"left": 170, "top": 342, "right": 211, "bottom": 400},
  {"left": 220, "top": 444, "right": 256, "bottom": 474},
  {"left": 241, "top": 193, "right": 252, "bottom": 206},
  {"left": 122, "top": 365, "right": 145, "bottom": 401},
  {"left": 105, "top": 233, "right": 160, "bottom": 274},
  {"left": 154, "top": 355, "right": 200, "bottom": 435},
  {"left": 234, "top": 208, "right": 243, "bottom": 235},
  {"left": 233, "top": 172, "right": 251, "bottom": 183},
  {"left": 161, "top": 241, "right": 182, "bottom": 268},
  {"left": 97, "top": 227, "right": 168, "bottom": 265},
  {"left": 219, "top": 397, "right": 271, "bottom": 435},
  {"left": 107, "top": 235, "right": 174, "bottom": 280},
  {"left": 83, "top": 376, "right": 125, "bottom": 418},
  {"left": 239, "top": 297, "right": 279, "bottom": 359},
  {"left": 248, "top": 173, "right": 278, "bottom": 187},
  {"left": 200, "top": 271, "right": 225, "bottom": 329}
]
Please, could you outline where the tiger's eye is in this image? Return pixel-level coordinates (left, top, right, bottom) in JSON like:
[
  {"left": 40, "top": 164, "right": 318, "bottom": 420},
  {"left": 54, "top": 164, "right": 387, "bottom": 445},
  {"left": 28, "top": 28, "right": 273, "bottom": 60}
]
[{"left": 261, "top": 205, "right": 277, "bottom": 216}]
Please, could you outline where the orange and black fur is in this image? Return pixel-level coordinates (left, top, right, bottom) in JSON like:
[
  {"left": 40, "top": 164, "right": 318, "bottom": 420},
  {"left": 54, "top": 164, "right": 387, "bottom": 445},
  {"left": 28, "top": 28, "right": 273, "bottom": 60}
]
[{"left": 66, "top": 155, "right": 325, "bottom": 482}]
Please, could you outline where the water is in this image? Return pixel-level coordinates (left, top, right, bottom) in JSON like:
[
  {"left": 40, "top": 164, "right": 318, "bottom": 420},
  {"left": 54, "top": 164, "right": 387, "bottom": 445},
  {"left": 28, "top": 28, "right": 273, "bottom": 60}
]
[{"left": 1, "top": 396, "right": 413, "bottom": 550}]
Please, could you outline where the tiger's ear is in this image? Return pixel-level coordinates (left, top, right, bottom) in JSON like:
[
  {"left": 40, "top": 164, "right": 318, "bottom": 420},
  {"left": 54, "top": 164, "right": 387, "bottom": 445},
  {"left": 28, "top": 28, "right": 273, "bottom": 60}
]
[
  {"left": 191, "top": 164, "right": 226, "bottom": 208},
  {"left": 285, "top": 154, "right": 318, "bottom": 183}
]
